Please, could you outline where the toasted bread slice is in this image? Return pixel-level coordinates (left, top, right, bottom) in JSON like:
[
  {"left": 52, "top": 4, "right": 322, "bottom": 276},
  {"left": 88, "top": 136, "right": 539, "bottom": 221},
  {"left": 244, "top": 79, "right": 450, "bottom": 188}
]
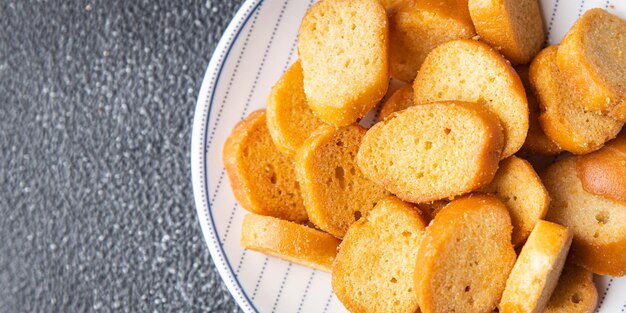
[
  {"left": 542, "top": 157, "right": 626, "bottom": 276},
  {"left": 296, "top": 124, "right": 389, "bottom": 237},
  {"left": 576, "top": 135, "right": 626, "bottom": 203},
  {"left": 298, "top": 0, "right": 389, "bottom": 126},
  {"left": 332, "top": 196, "right": 428, "bottom": 313},
  {"left": 480, "top": 156, "right": 550, "bottom": 246},
  {"left": 358, "top": 102, "right": 504, "bottom": 203},
  {"left": 388, "top": 0, "right": 475, "bottom": 82},
  {"left": 240, "top": 214, "right": 340, "bottom": 272},
  {"left": 223, "top": 110, "right": 307, "bottom": 222},
  {"left": 468, "top": 0, "right": 544, "bottom": 64},
  {"left": 557, "top": 9, "right": 626, "bottom": 121},
  {"left": 413, "top": 39, "right": 528, "bottom": 158},
  {"left": 499, "top": 220, "right": 573, "bottom": 313},
  {"left": 530, "top": 46, "right": 623, "bottom": 155},
  {"left": 379, "top": 84, "right": 414, "bottom": 119},
  {"left": 516, "top": 66, "right": 563, "bottom": 155},
  {"left": 267, "top": 61, "right": 324, "bottom": 157},
  {"left": 544, "top": 264, "right": 598, "bottom": 313},
  {"left": 415, "top": 194, "right": 516, "bottom": 313}
]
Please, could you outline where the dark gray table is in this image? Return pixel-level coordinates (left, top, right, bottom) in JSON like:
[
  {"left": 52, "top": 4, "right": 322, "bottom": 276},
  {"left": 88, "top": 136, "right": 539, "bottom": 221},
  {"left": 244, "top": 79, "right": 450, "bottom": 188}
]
[{"left": 0, "top": 1, "right": 244, "bottom": 312}]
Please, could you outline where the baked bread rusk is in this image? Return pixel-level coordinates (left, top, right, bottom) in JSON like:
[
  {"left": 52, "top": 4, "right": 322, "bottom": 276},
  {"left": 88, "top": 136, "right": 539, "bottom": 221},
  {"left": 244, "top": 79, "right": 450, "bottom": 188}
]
[
  {"left": 576, "top": 135, "right": 626, "bottom": 203},
  {"left": 529, "top": 45, "right": 623, "bottom": 155},
  {"left": 542, "top": 157, "right": 626, "bottom": 276},
  {"left": 357, "top": 102, "right": 504, "bottom": 203},
  {"left": 480, "top": 156, "right": 550, "bottom": 246},
  {"left": 499, "top": 220, "right": 573, "bottom": 313},
  {"left": 557, "top": 9, "right": 626, "bottom": 121},
  {"left": 332, "top": 196, "right": 428, "bottom": 313},
  {"left": 388, "top": 0, "right": 475, "bottom": 82},
  {"left": 544, "top": 264, "right": 598, "bottom": 313},
  {"left": 223, "top": 110, "right": 308, "bottom": 222},
  {"left": 516, "top": 66, "right": 562, "bottom": 155},
  {"left": 468, "top": 0, "right": 544, "bottom": 64},
  {"left": 413, "top": 39, "right": 528, "bottom": 158},
  {"left": 298, "top": 0, "right": 389, "bottom": 126},
  {"left": 266, "top": 60, "right": 324, "bottom": 157},
  {"left": 415, "top": 194, "right": 516, "bottom": 313},
  {"left": 296, "top": 124, "right": 389, "bottom": 237},
  {"left": 379, "top": 84, "right": 414, "bottom": 120},
  {"left": 240, "top": 214, "right": 341, "bottom": 272}
]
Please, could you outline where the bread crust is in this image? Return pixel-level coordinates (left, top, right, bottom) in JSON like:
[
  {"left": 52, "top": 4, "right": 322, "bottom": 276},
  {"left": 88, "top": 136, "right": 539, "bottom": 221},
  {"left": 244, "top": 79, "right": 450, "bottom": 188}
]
[
  {"left": 468, "top": 0, "right": 544, "bottom": 64},
  {"left": 542, "top": 157, "right": 626, "bottom": 276},
  {"left": 556, "top": 9, "right": 626, "bottom": 121},
  {"left": 415, "top": 194, "right": 516, "bottom": 313},
  {"left": 240, "top": 214, "right": 340, "bottom": 272},
  {"left": 499, "top": 220, "right": 573, "bottom": 313},
  {"left": 332, "top": 196, "right": 428, "bottom": 313},
  {"left": 529, "top": 46, "right": 623, "bottom": 155},
  {"left": 576, "top": 135, "right": 626, "bottom": 203},
  {"left": 358, "top": 101, "right": 504, "bottom": 203},
  {"left": 413, "top": 39, "right": 528, "bottom": 158},
  {"left": 298, "top": 0, "right": 389, "bottom": 126},
  {"left": 223, "top": 110, "right": 308, "bottom": 222},
  {"left": 266, "top": 60, "right": 324, "bottom": 156}
]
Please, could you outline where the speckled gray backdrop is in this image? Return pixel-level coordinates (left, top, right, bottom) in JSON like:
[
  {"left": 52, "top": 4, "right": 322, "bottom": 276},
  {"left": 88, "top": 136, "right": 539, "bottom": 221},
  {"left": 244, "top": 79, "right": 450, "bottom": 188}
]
[{"left": 0, "top": 1, "right": 244, "bottom": 312}]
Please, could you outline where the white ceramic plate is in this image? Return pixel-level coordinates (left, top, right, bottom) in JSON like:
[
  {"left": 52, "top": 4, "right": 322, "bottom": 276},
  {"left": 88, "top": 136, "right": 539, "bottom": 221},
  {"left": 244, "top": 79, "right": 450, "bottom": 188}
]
[{"left": 191, "top": 1, "right": 626, "bottom": 312}]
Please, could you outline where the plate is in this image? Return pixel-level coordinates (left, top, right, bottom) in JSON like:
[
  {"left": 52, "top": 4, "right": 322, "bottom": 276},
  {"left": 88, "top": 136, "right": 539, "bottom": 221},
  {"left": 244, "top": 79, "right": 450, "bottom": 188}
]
[{"left": 190, "top": 1, "right": 626, "bottom": 312}]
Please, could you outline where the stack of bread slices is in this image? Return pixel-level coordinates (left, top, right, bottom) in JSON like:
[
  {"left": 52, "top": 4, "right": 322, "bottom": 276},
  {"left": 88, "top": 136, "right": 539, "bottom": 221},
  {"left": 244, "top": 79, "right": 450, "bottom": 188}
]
[{"left": 223, "top": 1, "right": 626, "bottom": 312}]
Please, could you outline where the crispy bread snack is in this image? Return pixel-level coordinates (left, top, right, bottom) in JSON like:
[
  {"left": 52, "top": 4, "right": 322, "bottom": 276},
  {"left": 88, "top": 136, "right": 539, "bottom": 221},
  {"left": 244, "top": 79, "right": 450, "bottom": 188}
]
[
  {"left": 358, "top": 102, "right": 504, "bottom": 203},
  {"left": 332, "top": 196, "right": 428, "bottom": 313},
  {"left": 298, "top": 0, "right": 389, "bottom": 126},
  {"left": 241, "top": 214, "right": 340, "bottom": 272},
  {"left": 413, "top": 39, "right": 528, "bottom": 158},
  {"left": 223, "top": 110, "right": 307, "bottom": 222},
  {"left": 415, "top": 194, "right": 516, "bottom": 313}
]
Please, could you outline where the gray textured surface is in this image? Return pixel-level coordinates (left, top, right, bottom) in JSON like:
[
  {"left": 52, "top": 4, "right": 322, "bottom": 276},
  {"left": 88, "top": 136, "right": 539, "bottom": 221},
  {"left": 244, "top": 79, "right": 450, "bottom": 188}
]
[{"left": 0, "top": 1, "right": 244, "bottom": 312}]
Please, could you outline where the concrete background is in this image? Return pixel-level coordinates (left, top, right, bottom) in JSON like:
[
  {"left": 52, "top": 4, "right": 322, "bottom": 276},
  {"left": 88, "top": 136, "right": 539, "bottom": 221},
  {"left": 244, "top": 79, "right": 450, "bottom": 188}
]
[{"left": 0, "top": 1, "right": 244, "bottom": 312}]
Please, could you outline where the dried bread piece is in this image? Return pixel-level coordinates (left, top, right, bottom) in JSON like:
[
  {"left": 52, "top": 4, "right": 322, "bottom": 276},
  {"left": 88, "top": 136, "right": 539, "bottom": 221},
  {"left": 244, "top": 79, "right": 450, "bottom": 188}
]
[
  {"left": 576, "top": 135, "right": 626, "bottom": 203},
  {"left": 223, "top": 110, "right": 307, "bottom": 222},
  {"left": 557, "top": 9, "right": 626, "bottom": 121},
  {"left": 542, "top": 157, "right": 626, "bottom": 276},
  {"left": 544, "top": 264, "right": 598, "bottom": 313},
  {"left": 240, "top": 214, "right": 340, "bottom": 272},
  {"left": 415, "top": 194, "right": 516, "bottom": 313},
  {"left": 468, "top": 0, "right": 544, "bottom": 64},
  {"left": 413, "top": 39, "right": 528, "bottom": 158},
  {"left": 499, "top": 220, "right": 573, "bottom": 313},
  {"left": 516, "top": 65, "right": 562, "bottom": 155},
  {"left": 296, "top": 124, "right": 389, "bottom": 237},
  {"left": 530, "top": 45, "right": 623, "bottom": 155},
  {"left": 357, "top": 102, "right": 504, "bottom": 203},
  {"left": 298, "top": 0, "right": 389, "bottom": 126},
  {"left": 266, "top": 61, "right": 324, "bottom": 156},
  {"left": 388, "top": 0, "right": 475, "bottom": 82},
  {"left": 379, "top": 84, "right": 414, "bottom": 119},
  {"left": 332, "top": 196, "right": 428, "bottom": 313},
  {"left": 480, "top": 156, "right": 550, "bottom": 246}
]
